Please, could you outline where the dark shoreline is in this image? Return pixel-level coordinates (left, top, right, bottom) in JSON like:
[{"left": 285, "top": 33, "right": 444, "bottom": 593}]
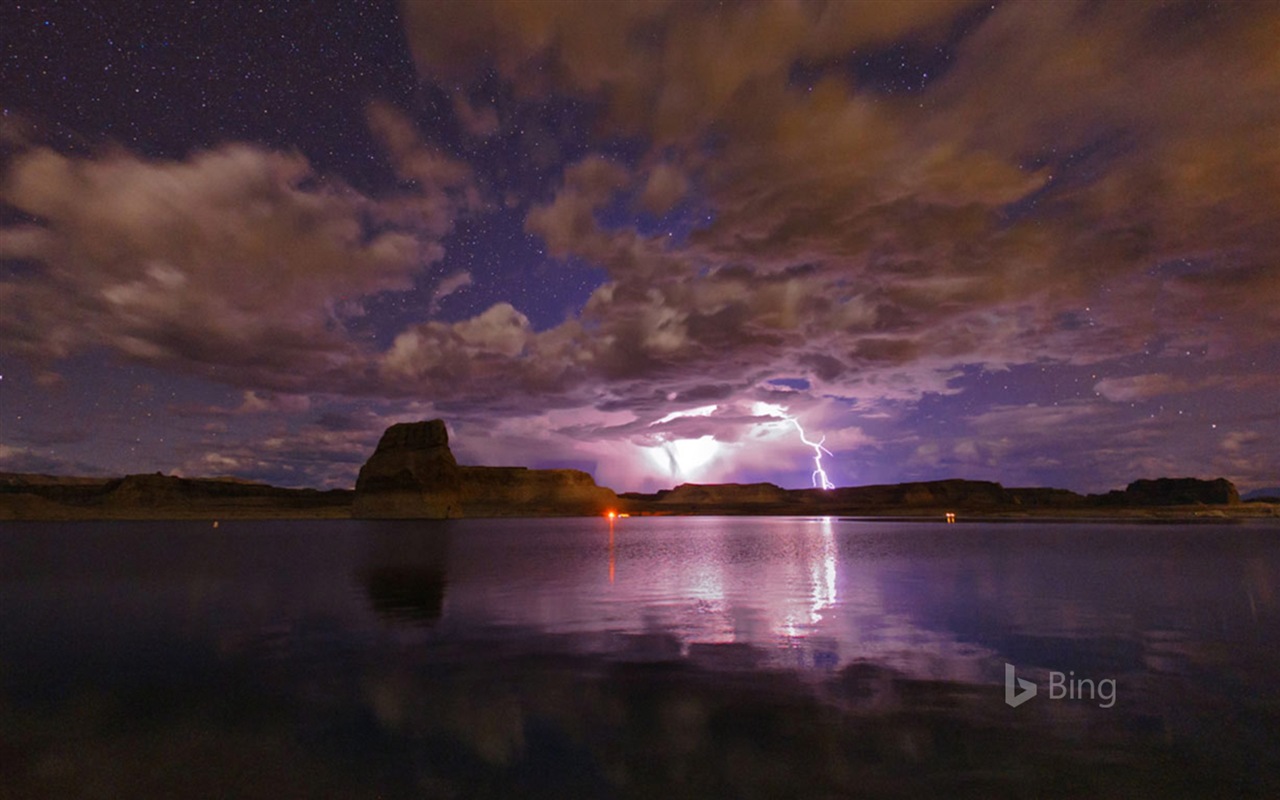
[
  {"left": 3, "top": 469, "right": 1276, "bottom": 523},
  {"left": 2, "top": 500, "right": 1276, "bottom": 524}
]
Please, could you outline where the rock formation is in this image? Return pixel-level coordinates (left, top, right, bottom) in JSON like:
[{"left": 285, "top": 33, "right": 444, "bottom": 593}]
[
  {"left": 353, "top": 420, "right": 618, "bottom": 519},
  {"left": 817, "top": 479, "right": 1014, "bottom": 509},
  {"left": 455, "top": 466, "right": 620, "bottom": 517},
  {"left": 354, "top": 420, "right": 463, "bottom": 518},
  {"left": 624, "top": 482, "right": 792, "bottom": 506},
  {"left": 1096, "top": 477, "right": 1241, "bottom": 507}
]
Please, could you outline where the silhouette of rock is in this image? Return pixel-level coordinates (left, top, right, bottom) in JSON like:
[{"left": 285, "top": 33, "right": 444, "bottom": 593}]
[
  {"left": 354, "top": 419, "right": 618, "bottom": 518},
  {"left": 105, "top": 473, "right": 194, "bottom": 506},
  {"left": 638, "top": 482, "right": 792, "bottom": 505},
  {"left": 456, "top": 466, "right": 619, "bottom": 516},
  {"left": 0, "top": 471, "right": 350, "bottom": 519},
  {"left": 621, "top": 479, "right": 1089, "bottom": 515},
  {"left": 820, "top": 479, "right": 1012, "bottom": 509},
  {"left": 354, "top": 420, "right": 463, "bottom": 518},
  {"left": 619, "top": 477, "right": 1248, "bottom": 516},
  {"left": 1096, "top": 477, "right": 1241, "bottom": 507}
]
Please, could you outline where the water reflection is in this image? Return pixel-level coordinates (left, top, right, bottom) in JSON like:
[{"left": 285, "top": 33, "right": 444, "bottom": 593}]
[
  {"left": 427, "top": 517, "right": 1011, "bottom": 683},
  {"left": 359, "top": 526, "right": 450, "bottom": 626},
  {"left": 813, "top": 516, "right": 837, "bottom": 623},
  {"left": 608, "top": 514, "right": 615, "bottom": 584},
  {"left": 1, "top": 518, "right": 1278, "bottom": 797}
]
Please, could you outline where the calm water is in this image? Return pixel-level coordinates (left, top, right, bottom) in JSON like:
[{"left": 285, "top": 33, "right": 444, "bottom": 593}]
[{"left": 2, "top": 517, "right": 1279, "bottom": 798}]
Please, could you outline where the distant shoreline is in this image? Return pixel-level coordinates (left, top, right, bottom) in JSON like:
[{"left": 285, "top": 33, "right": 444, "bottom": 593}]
[
  {"left": 3, "top": 464, "right": 1276, "bottom": 523},
  {"left": 2, "top": 484, "right": 1276, "bottom": 524}
]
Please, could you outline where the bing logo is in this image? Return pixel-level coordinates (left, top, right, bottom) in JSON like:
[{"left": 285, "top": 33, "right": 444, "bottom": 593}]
[{"left": 1004, "top": 663, "right": 1116, "bottom": 709}]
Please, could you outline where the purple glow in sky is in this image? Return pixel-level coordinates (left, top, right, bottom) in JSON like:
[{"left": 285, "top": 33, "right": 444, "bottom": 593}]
[{"left": 1, "top": 1, "right": 1278, "bottom": 493}]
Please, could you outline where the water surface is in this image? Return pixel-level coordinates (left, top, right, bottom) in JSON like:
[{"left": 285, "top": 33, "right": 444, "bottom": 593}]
[{"left": 2, "top": 517, "right": 1278, "bottom": 797}]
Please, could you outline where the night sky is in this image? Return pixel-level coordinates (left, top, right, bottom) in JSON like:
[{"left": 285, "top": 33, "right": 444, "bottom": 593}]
[{"left": 2, "top": 1, "right": 1278, "bottom": 493}]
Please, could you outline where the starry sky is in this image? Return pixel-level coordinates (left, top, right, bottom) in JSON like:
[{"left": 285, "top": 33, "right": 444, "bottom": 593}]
[{"left": 1, "top": 0, "right": 1278, "bottom": 493}]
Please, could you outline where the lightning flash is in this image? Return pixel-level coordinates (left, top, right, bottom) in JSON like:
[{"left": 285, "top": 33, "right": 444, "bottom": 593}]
[
  {"left": 789, "top": 417, "right": 836, "bottom": 490},
  {"left": 753, "top": 402, "right": 836, "bottom": 490}
]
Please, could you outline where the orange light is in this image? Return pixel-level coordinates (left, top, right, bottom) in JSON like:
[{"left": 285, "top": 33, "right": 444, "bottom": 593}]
[
  {"left": 606, "top": 510, "right": 617, "bottom": 519},
  {"left": 618, "top": 513, "right": 630, "bottom": 518}
]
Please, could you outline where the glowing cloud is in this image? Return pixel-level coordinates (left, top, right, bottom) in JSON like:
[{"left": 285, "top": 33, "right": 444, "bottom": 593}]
[
  {"left": 651, "top": 404, "right": 718, "bottom": 426},
  {"left": 642, "top": 434, "right": 723, "bottom": 482}
]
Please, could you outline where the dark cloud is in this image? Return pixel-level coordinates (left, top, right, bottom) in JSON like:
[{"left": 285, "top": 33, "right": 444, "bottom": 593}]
[
  {"left": 10, "top": 425, "right": 92, "bottom": 446},
  {"left": 401, "top": 0, "right": 970, "bottom": 142},
  {"left": 13, "top": 2, "right": 1273, "bottom": 415},
  {"left": 0, "top": 444, "right": 106, "bottom": 476},
  {"left": 451, "top": 91, "right": 501, "bottom": 138}
]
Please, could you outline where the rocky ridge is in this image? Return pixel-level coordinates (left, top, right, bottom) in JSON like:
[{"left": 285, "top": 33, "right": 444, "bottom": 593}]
[
  {"left": 0, "top": 472, "right": 350, "bottom": 520},
  {"left": 620, "top": 476, "right": 1246, "bottom": 517},
  {"left": 0, "top": 419, "right": 1266, "bottom": 520}
]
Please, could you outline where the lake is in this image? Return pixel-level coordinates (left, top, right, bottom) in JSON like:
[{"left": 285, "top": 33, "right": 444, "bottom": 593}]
[{"left": 2, "top": 517, "right": 1279, "bottom": 798}]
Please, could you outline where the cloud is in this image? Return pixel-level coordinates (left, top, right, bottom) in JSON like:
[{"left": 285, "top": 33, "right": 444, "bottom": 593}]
[
  {"left": 2, "top": 143, "right": 397, "bottom": 377},
  {"left": 391, "top": 1, "right": 1280, "bottom": 414},
  {"left": 1220, "top": 431, "right": 1260, "bottom": 455},
  {"left": 377, "top": 301, "right": 616, "bottom": 406},
  {"left": 421, "top": 397, "right": 871, "bottom": 493},
  {"left": 430, "top": 270, "right": 474, "bottom": 312},
  {"left": 365, "top": 100, "right": 484, "bottom": 231},
  {"left": 0, "top": 443, "right": 104, "bottom": 476},
  {"left": 172, "top": 401, "right": 443, "bottom": 488},
  {"left": 639, "top": 162, "right": 689, "bottom": 215},
  {"left": 9, "top": 2, "right": 1280, "bottom": 492},
  {"left": 451, "top": 91, "right": 500, "bottom": 137},
  {"left": 10, "top": 425, "right": 92, "bottom": 446},
  {"left": 13, "top": 2, "right": 1275, "bottom": 423},
  {"left": 1212, "top": 429, "right": 1278, "bottom": 490},
  {"left": 524, "top": 155, "right": 633, "bottom": 261},
  {"left": 0, "top": 108, "right": 479, "bottom": 389},
  {"left": 401, "top": 0, "right": 969, "bottom": 143},
  {"left": 1094, "top": 374, "right": 1195, "bottom": 403},
  {"left": 236, "top": 391, "right": 312, "bottom": 415},
  {"left": 965, "top": 402, "right": 1103, "bottom": 437}
]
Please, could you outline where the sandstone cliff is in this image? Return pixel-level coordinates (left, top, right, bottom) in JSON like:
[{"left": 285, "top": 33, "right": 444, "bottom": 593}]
[
  {"left": 353, "top": 420, "right": 618, "bottom": 518},
  {"left": 353, "top": 420, "right": 463, "bottom": 518}
]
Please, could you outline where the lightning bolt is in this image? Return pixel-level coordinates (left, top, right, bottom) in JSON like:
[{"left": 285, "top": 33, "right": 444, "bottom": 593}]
[
  {"left": 753, "top": 402, "right": 836, "bottom": 490},
  {"left": 789, "top": 417, "right": 836, "bottom": 490}
]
